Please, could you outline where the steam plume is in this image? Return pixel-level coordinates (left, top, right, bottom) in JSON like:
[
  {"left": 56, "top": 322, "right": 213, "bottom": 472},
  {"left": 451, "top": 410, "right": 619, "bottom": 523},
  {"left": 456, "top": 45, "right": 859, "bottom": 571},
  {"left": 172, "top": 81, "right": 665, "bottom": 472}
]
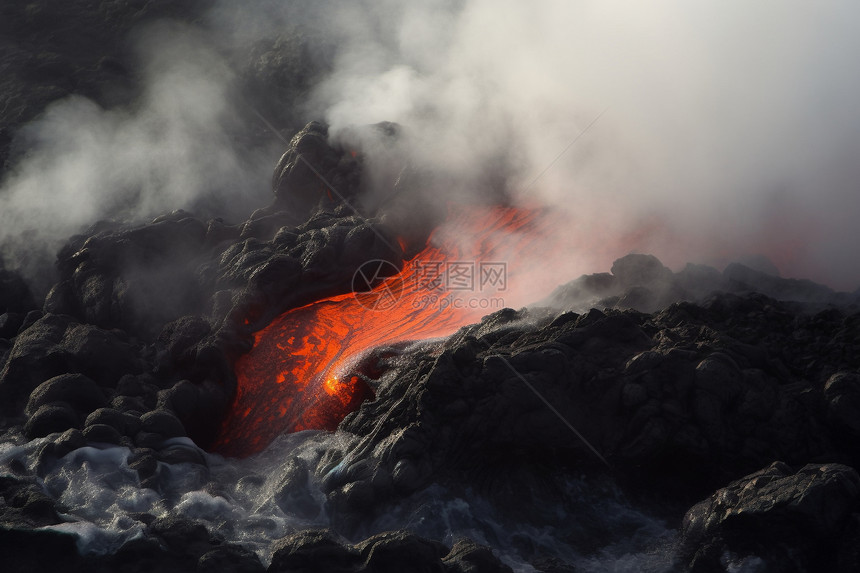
[
  {"left": 303, "top": 0, "right": 860, "bottom": 290},
  {"left": 0, "top": 22, "right": 272, "bottom": 290}
]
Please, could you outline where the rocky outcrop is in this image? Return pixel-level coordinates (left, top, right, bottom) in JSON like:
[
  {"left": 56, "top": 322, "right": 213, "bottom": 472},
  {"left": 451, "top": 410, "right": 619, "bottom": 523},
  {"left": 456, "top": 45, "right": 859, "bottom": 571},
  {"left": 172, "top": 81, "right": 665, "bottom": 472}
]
[
  {"left": 0, "top": 313, "right": 145, "bottom": 416},
  {"left": 679, "top": 462, "right": 860, "bottom": 572},
  {"left": 315, "top": 294, "right": 859, "bottom": 525}
]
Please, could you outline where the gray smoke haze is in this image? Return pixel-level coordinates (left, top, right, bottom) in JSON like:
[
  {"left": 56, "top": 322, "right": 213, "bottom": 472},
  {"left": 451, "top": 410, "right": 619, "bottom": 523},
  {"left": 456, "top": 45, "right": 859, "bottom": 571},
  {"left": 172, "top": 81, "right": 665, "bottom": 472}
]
[
  {"left": 0, "top": 22, "right": 274, "bottom": 288},
  {"left": 301, "top": 0, "right": 860, "bottom": 291},
  {"left": 3, "top": 1, "right": 859, "bottom": 294}
]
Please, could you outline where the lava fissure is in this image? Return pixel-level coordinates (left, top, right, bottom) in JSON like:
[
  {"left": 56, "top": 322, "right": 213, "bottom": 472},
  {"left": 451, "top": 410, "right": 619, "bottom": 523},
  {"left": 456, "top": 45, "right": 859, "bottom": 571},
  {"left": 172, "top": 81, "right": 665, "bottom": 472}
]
[{"left": 213, "top": 205, "right": 547, "bottom": 456}]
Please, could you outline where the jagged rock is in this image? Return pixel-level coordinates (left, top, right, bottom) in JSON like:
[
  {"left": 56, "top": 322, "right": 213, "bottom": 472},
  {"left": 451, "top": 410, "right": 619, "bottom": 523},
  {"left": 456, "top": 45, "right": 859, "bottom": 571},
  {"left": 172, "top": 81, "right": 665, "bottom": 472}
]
[
  {"left": 355, "top": 531, "right": 448, "bottom": 573},
  {"left": 678, "top": 462, "right": 860, "bottom": 572},
  {"left": 443, "top": 539, "right": 514, "bottom": 573},
  {"left": 546, "top": 254, "right": 859, "bottom": 315},
  {"left": 309, "top": 293, "right": 860, "bottom": 524},
  {"left": 269, "top": 529, "right": 357, "bottom": 573},
  {"left": 732, "top": 254, "right": 781, "bottom": 276},
  {"left": 156, "top": 442, "right": 207, "bottom": 466},
  {"left": 157, "top": 316, "right": 212, "bottom": 372},
  {"left": 54, "top": 428, "right": 87, "bottom": 458},
  {"left": 272, "top": 121, "right": 361, "bottom": 216},
  {"left": 217, "top": 211, "right": 403, "bottom": 332}
]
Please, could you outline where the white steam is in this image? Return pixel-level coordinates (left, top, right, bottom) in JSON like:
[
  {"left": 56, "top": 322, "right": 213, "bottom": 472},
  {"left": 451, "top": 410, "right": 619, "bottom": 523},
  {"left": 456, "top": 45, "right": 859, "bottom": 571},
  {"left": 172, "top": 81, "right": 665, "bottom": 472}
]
[
  {"left": 4, "top": 1, "right": 860, "bottom": 291},
  {"left": 307, "top": 0, "right": 860, "bottom": 290},
  {"left": 0, "top": 22, "right": 272, "bottom": 286}
]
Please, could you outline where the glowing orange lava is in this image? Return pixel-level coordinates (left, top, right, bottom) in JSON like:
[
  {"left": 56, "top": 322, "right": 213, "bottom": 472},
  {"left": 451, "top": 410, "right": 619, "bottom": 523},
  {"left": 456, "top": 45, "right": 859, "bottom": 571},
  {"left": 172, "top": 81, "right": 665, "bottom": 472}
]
[{"left": 212, "top": 205, "right": 558, "bottom": 456}]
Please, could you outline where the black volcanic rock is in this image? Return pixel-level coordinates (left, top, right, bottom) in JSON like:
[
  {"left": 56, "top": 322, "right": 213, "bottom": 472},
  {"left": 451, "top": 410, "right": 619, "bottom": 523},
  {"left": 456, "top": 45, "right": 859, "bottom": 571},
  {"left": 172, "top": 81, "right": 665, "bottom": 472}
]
[
  {"left": 85, "top": 407, "right": 142, "bottom": 436},
  {"left": 308, "top": 293, "right": 860, "bottom": 527},
  {"left": 198, "top": 544, "right": 266, "bottom": 573},
  {"left": 611, "top": 253, "right": 673, "bottom": 287},
  {"left": 0, "top": 267, "right": 36, "bottom": 314},
  {"left": 82, "top": 422, "right": 123, "bottom": 445},
  {"left": 24, "top": 403, "right": 80, "bottom": 439},
  {"left": 0, "top": 312, "right": 26, "bottom": 339},
  {"left": 25, "top": 373, "right": 105, "bottom": 417},
  {"left": 723, "top": 262, "right": 840, "bottom": 303},
  {"left": 0, "top": 475, "right": 63, "bottom": 527},
  {"left": 824, "top": 372, "right": 860, "bottom": 437},
  {"left": 50, "top": 213, "right": 210, "bottom": 338},
  {"left": 268, "top": 529, "right": 510, "bottom": 573},
  {"left": 0, "top": 527, "right": 81, "bottom": 573},
  {"left": 272, "top": 121, "right": 363, "bottom": 217},
  {"left": 0, "top": 313, "right": 144, "bottom": 415},
  {"left": 215, "top": 209, "right": 403, "bottom": 333},
  {"left": 679, "top": 462, "right": 860, "bottom": 572},
  {"left": 139, "top": 409, "right": 186, "bottom": 440},
  {"left": 269, "top": 529, "right": 357, "bottom": 573}
]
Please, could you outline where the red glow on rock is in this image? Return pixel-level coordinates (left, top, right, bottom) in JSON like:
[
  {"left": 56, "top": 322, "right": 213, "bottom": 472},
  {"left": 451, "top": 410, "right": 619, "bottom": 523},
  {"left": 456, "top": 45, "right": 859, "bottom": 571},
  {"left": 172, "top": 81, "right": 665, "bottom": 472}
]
[{"left": 211, "top": 205, "right": 551, "bottom": 457}]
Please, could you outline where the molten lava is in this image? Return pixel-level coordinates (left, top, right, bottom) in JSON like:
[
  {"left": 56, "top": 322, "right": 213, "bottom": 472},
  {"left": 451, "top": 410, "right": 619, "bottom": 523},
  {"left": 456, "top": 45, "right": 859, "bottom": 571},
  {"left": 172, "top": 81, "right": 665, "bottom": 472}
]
[{"left": 212, "top": 205, "right": 554, "bottom": 457}]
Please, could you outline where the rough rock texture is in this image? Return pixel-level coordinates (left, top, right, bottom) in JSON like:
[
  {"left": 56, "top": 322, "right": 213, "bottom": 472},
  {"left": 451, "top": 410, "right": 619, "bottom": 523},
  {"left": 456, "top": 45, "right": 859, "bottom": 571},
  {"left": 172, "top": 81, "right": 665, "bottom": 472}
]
[
  {"left": 268, "top": 529, "right": 513, "bottom": 573},
  {"left": 0, "top": 313, "right": 144, "bottom": 415},
  {"left": 679, "top": 462, "right": 860, "bottom": 572},
  {"left": 315, "top": 294, "right": 860, "bottom": 526},
  {"left": 4, "top": 12, "right": 860, "bottom": 566},
  {"left": 0, "top": 519, "right": 510, "bottom": 573}
]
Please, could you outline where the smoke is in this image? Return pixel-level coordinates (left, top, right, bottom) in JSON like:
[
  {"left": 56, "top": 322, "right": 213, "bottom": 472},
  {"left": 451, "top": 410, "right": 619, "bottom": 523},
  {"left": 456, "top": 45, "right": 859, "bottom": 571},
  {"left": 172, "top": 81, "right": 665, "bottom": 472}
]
[
  {"left": 0, "top": 22, "right": 274, "bottom": 290},
  {"left": 4, "top": 1, "right": 860, "bottom": 293},
  {"left": 301, "top": 0, "right": 860, "bottom": 290}
]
